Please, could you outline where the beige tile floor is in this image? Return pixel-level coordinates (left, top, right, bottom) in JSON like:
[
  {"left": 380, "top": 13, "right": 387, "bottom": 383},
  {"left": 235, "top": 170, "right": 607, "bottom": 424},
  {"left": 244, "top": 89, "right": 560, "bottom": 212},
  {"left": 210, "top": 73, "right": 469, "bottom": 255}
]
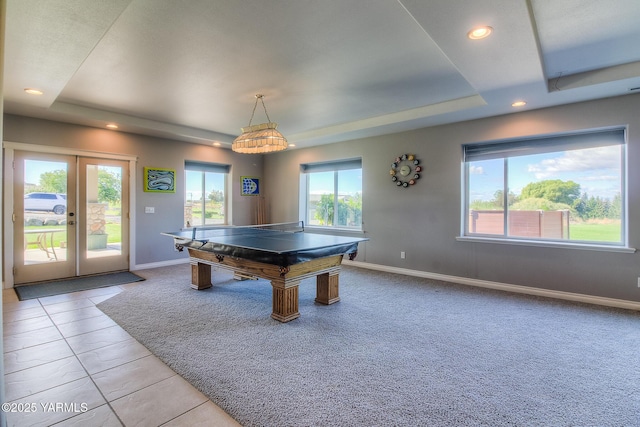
[{"left": 3, "top": 283, "right": 241, "bottom": 427}]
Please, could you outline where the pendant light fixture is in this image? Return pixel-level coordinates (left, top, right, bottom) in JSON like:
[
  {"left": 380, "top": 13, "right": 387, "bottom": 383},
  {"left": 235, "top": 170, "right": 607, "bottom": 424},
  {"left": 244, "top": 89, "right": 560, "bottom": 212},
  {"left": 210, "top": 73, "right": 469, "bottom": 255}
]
[{"left": 232, "top": 94, "right": 288, "bottom": 154}]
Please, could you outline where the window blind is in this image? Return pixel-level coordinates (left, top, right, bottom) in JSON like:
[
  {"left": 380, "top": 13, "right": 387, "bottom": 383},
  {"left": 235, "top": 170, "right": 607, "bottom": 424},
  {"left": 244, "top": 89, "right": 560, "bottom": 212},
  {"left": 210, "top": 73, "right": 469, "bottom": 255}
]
[
  {"left": 185, "top": 160, "right": 230, "bottom": 173},
  {"left": 463, "top": 128, "right": 625, "bottom": 162},
  {"left": 300, "top": 158, "right": 362, "bottom": 173}
]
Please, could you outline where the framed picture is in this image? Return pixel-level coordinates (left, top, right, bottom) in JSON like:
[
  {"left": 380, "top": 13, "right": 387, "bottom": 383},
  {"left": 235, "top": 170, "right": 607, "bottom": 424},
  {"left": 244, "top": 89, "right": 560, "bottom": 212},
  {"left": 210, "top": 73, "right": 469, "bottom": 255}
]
[
  {"left": 241, "top": 176, "right": 260, "bottom": 196},
  {"left": 144, "top": 167, "right": 176, "bottom": 193}
]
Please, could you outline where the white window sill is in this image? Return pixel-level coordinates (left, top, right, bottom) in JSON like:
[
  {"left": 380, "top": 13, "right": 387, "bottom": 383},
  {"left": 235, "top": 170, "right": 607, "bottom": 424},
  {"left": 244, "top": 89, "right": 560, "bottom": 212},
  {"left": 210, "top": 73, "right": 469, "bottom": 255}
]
[{"left": 456, "top": 236, "right": 636, "bottom": 253}]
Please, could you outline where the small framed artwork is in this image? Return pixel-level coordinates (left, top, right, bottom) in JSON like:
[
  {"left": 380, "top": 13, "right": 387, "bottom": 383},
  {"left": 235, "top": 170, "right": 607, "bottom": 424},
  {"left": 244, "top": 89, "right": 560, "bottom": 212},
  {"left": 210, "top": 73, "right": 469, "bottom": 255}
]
[
  {"left": 144, "top": 167, "right": 176, "bottom": 193},
  {"left": 241, "top": 176, "right": 260, "bottom": 196}
]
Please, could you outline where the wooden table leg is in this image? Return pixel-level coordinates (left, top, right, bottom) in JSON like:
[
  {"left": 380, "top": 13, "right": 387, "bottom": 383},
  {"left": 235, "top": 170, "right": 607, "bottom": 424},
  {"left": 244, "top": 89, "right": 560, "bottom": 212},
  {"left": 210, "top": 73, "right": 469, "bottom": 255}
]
[
  {"left": 191, "top": 261, "right": 212, "bottom": 290},
  {"left": 315, "top": 271, "right": 340, "bottom": 305},
  {"left": 270, "top": 280, "right": 300, "bottom": 322}
]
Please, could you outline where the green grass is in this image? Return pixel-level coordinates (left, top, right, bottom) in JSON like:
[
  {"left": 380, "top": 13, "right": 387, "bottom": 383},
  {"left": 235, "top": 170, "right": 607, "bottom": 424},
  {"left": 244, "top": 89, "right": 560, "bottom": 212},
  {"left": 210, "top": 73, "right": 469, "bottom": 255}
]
[
  {"left": 105, "top": 224, "right": 122, "bottom": 243},
  {"left": 25, "top": 223, "right": 122, "bottom": 249},
  {"left": 569, "top": 222, "right": 621, "bottom": 243}
]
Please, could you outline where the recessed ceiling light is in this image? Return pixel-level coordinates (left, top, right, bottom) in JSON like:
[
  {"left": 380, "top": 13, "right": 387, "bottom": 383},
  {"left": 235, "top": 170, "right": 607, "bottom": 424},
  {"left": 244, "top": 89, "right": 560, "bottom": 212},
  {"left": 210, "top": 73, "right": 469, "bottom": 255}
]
[
  {"left": 288, "top": 143, "right": 296, "bottom": 148},
  {"left": 467, "top": 26, "right": 493, "bottom": 40},
  {"left": 24, "top": 88, "right": 43, "bottom": 95},
  {"left": 511, "top": 101, "right": 527, "bottom": 107},
  {"left": 106, "top": 123, "right": 119, "bottom": 129},
  {"left": 213, "top": 142, "right": 221, "bottom": 147}
]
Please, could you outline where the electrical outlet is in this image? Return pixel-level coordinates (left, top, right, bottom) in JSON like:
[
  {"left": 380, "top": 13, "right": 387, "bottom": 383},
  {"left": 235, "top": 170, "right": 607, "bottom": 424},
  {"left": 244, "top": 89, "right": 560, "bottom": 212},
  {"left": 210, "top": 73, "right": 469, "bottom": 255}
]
[
  {"left": 145, "top": 206, "right": 155, "bottom": 214},
  {"left": 637, "top": 277, "right": 640, "bottom": 287},
  {"left": 400, "top": 251, "right": 406, "bottom": 259}
]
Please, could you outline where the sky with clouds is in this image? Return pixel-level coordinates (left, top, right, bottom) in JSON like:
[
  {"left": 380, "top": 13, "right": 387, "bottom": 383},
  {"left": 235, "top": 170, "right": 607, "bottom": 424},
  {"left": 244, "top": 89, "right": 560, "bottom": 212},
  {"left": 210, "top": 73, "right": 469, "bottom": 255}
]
[{"left": 469, "top": 145, "right": 622, "bottom": 202}]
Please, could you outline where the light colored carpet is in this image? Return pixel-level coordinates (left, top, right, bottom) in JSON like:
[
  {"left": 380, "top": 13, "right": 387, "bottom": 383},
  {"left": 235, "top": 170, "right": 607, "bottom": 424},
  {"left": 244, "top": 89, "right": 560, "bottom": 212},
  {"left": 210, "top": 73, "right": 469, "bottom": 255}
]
[{"left": 98, "top": 264, "right": 640, "bottom": 426}]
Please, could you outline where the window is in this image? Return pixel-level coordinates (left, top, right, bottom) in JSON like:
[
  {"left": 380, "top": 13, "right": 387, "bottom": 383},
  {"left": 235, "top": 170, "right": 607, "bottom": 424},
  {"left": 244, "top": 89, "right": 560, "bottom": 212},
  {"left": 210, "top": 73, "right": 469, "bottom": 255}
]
[
  {"left": 463, "top": 128, "right": 626, "bottom": 246},
  {"left": 301, "top": 159, "right": 362, "bottom": 229},
  {"left": 184, "top": 161, "right": 229, "bottom": 228}
]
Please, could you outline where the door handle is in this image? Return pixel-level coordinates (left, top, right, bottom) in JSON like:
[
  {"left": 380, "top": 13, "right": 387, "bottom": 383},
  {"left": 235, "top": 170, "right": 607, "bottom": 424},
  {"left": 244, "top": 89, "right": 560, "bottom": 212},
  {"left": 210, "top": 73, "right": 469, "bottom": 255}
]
[{"left": 68, "top": 221, "right": 76, "bottom": 225}]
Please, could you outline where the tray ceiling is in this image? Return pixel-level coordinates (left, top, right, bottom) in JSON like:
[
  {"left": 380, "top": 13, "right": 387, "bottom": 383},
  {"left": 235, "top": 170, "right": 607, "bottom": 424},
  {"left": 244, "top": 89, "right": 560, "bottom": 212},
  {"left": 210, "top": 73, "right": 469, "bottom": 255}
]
[{"left": 4, "top": 0, "right": 640, "bottom": 149}]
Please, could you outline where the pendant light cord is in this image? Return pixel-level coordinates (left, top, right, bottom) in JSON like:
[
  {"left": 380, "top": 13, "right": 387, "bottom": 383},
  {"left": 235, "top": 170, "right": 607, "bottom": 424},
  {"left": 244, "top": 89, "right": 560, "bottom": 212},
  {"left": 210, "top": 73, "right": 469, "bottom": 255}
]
[{"left": 248, "top": 94, "right": 271, "bottom": 126}]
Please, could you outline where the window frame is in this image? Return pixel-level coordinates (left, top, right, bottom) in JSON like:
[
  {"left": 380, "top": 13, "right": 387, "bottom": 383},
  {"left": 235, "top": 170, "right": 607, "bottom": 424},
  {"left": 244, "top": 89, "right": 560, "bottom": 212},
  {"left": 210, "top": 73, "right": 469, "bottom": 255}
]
[
  {"left": 184, "top": 161, "right": 229, "bottom": 228},
  {"left": 459, "top": 128, "right": 633, "bottom": 252},
  {"left": 300, "top": 158, "right": 363, "bottom": 230}
]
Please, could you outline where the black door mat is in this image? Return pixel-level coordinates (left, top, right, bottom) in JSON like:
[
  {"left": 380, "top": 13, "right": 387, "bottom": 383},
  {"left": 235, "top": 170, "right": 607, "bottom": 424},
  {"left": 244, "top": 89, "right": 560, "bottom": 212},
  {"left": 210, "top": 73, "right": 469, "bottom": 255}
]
[{"left": 14, "top": 271, "right": 145, "bottom": 300}]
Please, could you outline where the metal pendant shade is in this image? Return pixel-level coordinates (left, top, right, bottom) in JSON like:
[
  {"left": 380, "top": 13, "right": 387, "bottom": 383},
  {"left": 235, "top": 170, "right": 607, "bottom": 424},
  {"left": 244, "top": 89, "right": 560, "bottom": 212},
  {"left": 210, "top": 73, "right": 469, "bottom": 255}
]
[{"left": 232, "top": 94, "right": 288, "bottom": 154}]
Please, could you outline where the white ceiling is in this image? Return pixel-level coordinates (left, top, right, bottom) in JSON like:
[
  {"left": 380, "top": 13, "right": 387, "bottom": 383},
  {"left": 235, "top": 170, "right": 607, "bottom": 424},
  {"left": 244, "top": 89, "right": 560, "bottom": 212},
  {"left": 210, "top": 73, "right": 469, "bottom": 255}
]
[{"left": 4, "top": 0, "right": 640, "bottom": 150}]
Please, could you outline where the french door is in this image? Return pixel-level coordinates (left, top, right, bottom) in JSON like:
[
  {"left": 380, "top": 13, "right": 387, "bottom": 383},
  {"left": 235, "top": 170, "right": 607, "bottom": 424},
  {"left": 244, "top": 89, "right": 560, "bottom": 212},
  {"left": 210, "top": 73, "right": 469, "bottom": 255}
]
[{"left": 13, "top": 151, "right": 130, "bottom": 284}]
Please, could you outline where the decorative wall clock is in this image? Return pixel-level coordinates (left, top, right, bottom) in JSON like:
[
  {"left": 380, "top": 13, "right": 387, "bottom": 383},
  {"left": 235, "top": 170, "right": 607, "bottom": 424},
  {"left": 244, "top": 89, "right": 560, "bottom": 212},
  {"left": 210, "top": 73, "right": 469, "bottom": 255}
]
[{"left": 390, "top": 154, "right": 421, "bottom": 188}]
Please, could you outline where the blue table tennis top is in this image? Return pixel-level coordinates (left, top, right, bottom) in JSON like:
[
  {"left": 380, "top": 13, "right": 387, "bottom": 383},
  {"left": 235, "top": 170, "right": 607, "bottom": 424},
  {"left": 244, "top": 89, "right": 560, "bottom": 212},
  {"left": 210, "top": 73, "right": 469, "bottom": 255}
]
[{"left": 162, "top": 226, "right": 368, "bottom": 266}]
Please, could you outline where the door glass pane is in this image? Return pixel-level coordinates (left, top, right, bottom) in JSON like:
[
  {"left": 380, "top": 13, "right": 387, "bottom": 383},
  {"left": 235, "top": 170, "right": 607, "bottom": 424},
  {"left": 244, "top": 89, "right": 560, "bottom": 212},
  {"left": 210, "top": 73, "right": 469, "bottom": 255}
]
[
  {"left": 86, "top": 164, "right": 122, "bottom": 258},
  {"left": 23, "top": 160, "right": 68, "bottom": 264}
]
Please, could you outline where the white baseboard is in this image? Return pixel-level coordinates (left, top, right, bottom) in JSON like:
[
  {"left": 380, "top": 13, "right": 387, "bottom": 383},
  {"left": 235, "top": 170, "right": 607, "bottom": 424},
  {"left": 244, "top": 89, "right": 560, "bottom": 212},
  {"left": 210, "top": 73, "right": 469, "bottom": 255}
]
[
  {"left": 346, "top": 260, "right": 640, "bottom": 311},
  {"left": 133, "top": 257, "right": 640, "bottom": 311},
  {"left": 133, "top": 257, "right": 190, "bottom": 271}
]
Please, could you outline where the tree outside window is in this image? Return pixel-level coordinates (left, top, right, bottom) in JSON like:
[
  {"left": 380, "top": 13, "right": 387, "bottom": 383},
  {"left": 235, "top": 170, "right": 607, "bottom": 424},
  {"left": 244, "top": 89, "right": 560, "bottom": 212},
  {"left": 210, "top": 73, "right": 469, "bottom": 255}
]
[
  {"left": 464, "top": 129, "right": 625, "bottom": 245},
  {"left": 184, "top": 162, "right": 228, "bottom": 227},
  {"left": 303, "top": 161, "right": 362, "bottom": 229}
]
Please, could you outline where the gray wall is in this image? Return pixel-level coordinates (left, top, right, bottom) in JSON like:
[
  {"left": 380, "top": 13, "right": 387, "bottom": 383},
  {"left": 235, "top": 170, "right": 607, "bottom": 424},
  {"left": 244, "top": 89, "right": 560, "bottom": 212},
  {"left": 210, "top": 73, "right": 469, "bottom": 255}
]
[
  {"left": 3, "top": 115, "right": 264, "bottom": 265},
  {"left": 264, "top": 94, "right": 640, "bottom": 303},
  {"left": 4, "top": 94, "right": 640, "bottom": 303}
]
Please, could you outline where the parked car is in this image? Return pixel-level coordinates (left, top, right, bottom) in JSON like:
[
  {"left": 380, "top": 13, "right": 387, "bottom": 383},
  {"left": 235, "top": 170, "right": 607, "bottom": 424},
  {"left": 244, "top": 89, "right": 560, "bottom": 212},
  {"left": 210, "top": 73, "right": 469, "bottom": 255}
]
[{"left": 24, "top": 192, "right": 67, "bottom": 215}]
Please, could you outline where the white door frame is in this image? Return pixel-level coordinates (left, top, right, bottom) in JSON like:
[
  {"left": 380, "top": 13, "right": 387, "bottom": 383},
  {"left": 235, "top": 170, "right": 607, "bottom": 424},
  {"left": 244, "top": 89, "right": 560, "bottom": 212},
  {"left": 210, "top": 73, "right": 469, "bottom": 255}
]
[{"left": 2, "top": 141, "right": 138, "bottom": 288}]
